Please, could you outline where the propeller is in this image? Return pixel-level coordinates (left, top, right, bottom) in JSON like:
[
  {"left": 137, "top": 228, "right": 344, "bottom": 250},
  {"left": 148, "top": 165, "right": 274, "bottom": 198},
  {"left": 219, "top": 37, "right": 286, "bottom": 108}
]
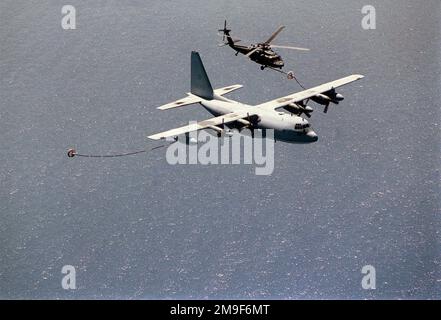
[
  {"left": 310, "top": 94, "right": 332, "bottom": 113},
  {"left": 284, "top": 101, "right": 313, "bottom": 118},
  {"left": 218, "top": 20, "right": 231, "bottom": 42},
  {"left": 299, "top": 100, "right": 313, "bottom": 118}
]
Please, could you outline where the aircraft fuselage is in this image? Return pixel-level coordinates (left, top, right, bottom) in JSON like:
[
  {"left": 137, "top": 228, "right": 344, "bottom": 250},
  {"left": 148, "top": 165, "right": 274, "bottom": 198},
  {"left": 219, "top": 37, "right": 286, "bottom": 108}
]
[
  {"left": 230, "top": 44, "right": 285, "bottom": 69},
  {"left": 200, "top": 98, "right": 318, "bottom": 143}
]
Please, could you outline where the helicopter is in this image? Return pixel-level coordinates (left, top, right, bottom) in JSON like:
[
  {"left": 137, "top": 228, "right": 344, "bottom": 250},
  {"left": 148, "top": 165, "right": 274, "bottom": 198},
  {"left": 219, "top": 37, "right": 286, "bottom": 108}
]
[{"left": 218, "top": 20, "right": 310, "bottom": 74}]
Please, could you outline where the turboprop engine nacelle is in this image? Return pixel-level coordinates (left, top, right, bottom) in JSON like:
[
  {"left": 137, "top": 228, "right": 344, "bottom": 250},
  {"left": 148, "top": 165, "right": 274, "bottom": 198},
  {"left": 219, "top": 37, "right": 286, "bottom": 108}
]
[
  {"left": 284, "top": 103, "right": 313, "bottom": 116},
  {"left": 311, "top": 93, "right": 332, "bottom": 106},
  {"left": 303, "top": 105, "right": 313, "bottom": 113},
  {"left": 311, "top": 89, "right": 344, "bottom": 113},
  {"left": 323, "top": 88, "right": 344, "bottom": 102},
  {"left": 333, "top": 93, "right": 344, "bottom": 101}
]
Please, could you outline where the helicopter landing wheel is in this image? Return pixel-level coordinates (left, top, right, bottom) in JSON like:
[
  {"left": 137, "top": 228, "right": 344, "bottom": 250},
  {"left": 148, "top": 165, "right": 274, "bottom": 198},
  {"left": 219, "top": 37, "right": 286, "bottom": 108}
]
[{"left": 260, "top": 66, "right": 265, "bottom": 70}]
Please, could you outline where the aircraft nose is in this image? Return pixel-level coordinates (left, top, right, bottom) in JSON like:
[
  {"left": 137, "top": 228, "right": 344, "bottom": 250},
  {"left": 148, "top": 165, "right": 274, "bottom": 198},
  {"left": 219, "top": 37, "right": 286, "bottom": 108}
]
[{"left": 307, "top": 131, "right": 318, "bottom": 142}]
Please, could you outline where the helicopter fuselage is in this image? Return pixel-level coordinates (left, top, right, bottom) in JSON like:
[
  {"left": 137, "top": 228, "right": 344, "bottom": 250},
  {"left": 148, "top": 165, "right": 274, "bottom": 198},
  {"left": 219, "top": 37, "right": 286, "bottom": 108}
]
[{"left": 230, "top": 43, "right": 285, "bottom": 69}]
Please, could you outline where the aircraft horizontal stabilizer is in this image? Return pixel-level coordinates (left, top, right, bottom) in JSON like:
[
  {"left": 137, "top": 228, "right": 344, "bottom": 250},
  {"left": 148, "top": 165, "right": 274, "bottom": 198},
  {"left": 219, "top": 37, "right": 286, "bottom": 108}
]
[
  {"left": 213, "top": 84, "right": 243, "bottom": 97},
  {"left": 157, "top": 84, "right": 243, "bottom": 111},
  {"left": 157, "top": 93, "right": 203, "bottom": 110}
]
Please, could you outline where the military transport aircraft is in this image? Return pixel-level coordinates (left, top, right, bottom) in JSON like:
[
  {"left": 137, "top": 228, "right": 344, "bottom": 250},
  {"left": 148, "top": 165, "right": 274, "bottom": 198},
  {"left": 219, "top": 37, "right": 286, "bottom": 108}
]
[
  {"left": 148, "top": 51, "right": 363, "bottom": 144},
  {"left": 218, "top": 20, "right": 310, "bottom": 71}
]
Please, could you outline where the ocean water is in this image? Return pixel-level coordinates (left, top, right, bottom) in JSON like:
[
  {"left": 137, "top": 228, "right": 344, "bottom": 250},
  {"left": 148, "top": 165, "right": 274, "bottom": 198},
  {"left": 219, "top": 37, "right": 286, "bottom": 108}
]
[{"left": 0, "top": 0, "right": 439, "bottom": 299}]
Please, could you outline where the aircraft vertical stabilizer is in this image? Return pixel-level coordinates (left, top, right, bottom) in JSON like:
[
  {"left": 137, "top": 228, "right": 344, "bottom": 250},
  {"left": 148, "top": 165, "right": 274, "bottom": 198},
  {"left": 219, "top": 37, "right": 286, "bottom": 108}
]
[{"left": 191, "top": 51, "right": 214, "bottom": 100}]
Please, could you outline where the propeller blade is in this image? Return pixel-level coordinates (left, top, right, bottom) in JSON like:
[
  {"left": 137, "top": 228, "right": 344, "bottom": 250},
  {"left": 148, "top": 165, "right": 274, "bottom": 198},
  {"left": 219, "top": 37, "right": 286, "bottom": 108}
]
[
  {"left": 217, "top": 33, "right": 226, "bottom": 42},
  {"left": 264, "top": 26, "right": 285, "bottom": 44},
  {"left": 218, "top": 20, "right": 227, "bottom": 32},
  {"left": 270, "top": 45, "right": 310, "bottom": 51},
  {"left": 217, "top": 20, "right": 229, "bottom": 42},
  {"left": 224, "top": 20, "right": 227, "bottom": 41}
]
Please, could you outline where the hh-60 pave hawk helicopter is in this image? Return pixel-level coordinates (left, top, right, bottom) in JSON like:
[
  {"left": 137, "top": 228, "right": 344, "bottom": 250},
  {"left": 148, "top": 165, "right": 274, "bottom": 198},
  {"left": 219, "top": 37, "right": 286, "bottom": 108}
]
[{"left": 218, "top": 20, "right": 310, "bottom": 78}]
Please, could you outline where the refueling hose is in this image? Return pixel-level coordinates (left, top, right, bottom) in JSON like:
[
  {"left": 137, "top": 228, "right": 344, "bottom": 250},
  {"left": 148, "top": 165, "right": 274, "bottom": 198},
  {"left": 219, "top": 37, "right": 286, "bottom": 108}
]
[{"left": 67, "top": 143, "right": 170, "bottom": 158}]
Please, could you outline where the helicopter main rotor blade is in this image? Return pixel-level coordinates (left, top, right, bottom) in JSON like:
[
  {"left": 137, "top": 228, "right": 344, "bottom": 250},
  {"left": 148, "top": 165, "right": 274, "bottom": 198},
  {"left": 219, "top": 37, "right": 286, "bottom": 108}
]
[
  {"left": 264, "top": 26, "right": 285, "bottom": 44},
  {"left": 270, "top": 45, "right": 310, "bottom": 51},
  {"left": 246, "top": 47, "right": 261, "bottom": 57}
]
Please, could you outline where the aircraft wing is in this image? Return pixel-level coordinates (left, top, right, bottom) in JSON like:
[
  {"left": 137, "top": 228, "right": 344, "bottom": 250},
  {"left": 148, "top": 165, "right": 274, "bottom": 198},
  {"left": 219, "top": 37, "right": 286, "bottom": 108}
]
[
  {"left": 257, "top": 74, "right": 364, "bottom": 110},
  {"left": 148, "top": 111, "right": 255, "bottom": 140}
]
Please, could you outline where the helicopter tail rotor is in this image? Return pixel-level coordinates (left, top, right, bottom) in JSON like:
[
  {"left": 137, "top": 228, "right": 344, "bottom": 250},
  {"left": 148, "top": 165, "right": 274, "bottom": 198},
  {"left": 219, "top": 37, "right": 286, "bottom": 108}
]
[{"left": 218, "top": 20, "right": 231, "bottom": 42}]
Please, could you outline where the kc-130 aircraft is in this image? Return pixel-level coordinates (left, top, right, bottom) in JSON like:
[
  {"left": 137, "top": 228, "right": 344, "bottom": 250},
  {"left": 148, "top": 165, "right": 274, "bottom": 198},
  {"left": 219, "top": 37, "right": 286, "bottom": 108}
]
[{"left": 148, "top": 52, "right": 363, "bottom": 143}]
